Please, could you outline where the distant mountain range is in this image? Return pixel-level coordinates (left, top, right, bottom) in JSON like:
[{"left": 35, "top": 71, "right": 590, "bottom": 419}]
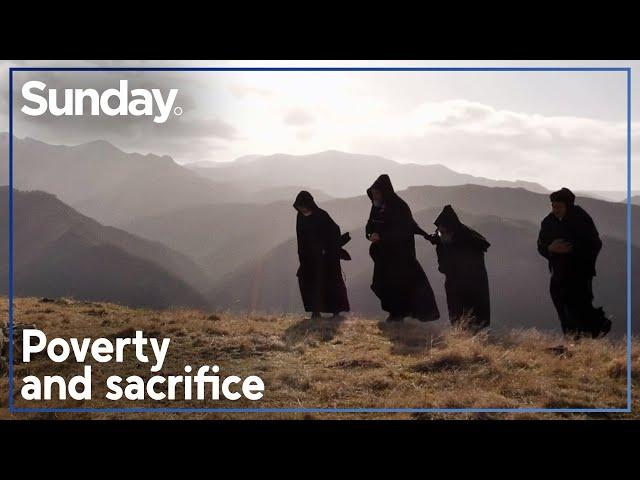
[
  {"left": 187, "top": 150, "right": 549, "bottom": 198},
  {"left": 0, "top": 136, "right": 548, "bottom": 227},
  {"left": 577, "top": 190, "right": 640, "bottom": 203},
  {"left": 0, "top": 134, "right": 242, "bottom": 226},
  {"left": 0, "top": 188, "right": 209, "bottom": 309}
]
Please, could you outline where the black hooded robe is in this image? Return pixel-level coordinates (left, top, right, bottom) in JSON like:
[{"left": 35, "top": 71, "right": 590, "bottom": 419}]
[
  {"left": 365, "top": 175, "right": 440, "bottom": 321},
  {"left": 433, "top": 205, "right": 491, "bottom": 330},
  {"left": 294, "top": 191, "right": 350, "bottom": 314},
  {"left": 537, "top": 198, "right": 607, "bottom": 337}
]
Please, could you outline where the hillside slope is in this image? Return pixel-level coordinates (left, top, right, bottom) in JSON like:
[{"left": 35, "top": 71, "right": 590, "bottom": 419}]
[
  {"left": 1, "top": 297, "right": 636, "bottom": 419},
  {"left": 0, "top": 189, "right": 209, "bottom": 309},
  {"left": 120, "top": 201, "right": 299, "bottom": 283}
]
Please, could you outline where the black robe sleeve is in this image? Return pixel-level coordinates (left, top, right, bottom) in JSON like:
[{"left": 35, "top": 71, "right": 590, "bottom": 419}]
[
  {"left": 435, "top": 244, "right": 451, "bottom": 274},
  {"left": 570, "top": 208, "right": 602, "bottom": 275},
  {"left": 295, "top": 213, "right": 306, "bottom": 274},
  {"left": 380, "top": 201, "right": 414, "bottom": 244},
  {"left": 318, "top": 210, "right": 341, "bottom": 258},
  {"left": 537, "top": 217, "right": 552, "bottom": 261},
  {"left": 365, "top": 206, "right": 376, "bottom": 239},
  {"left": 412, "top": 220, "right": 428, "bottom": 237}
]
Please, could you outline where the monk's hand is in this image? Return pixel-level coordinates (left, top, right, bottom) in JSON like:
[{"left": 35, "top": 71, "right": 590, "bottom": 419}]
[
  {"left": 424, "top": 233, "right": 438, "bottom": 245},
  {"left": 549, "top": 239, "right": 572, "bottom": 254},
  {"left": 369, "top": 233, "right": 381, "bottom": 243}
]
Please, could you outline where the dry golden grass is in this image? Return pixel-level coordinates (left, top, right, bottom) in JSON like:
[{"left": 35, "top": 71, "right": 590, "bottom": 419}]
[{"left": 1, "top": 297, "right": 637, "bottom": 420}]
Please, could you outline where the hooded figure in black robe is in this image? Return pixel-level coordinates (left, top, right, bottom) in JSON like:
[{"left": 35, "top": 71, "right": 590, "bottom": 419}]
[
  {"left": 537, "top": 187, "right": 611, "bottom": 338},
  {"left": 365, "top": 174, "right": 440, "bottom": 322},
  {"left": 294, "top": 191, "right": 350, "bottom": 318},
  {"left": 428, "top": 205, "right": 491, "bottom": 331}
]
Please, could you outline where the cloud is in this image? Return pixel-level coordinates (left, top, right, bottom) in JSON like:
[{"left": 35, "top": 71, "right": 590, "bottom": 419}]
[
  {"left": 296, "top": 130, "right": 314, "bottom": 141},
  {"left": 349, "top": 99, "right": 636, "bottom": 190},
  {"left": 284, "top": 109, "right": 315, "bottom": 126},
  {"left": 228, "top": 83, "right": 273, "bottom": 99}
]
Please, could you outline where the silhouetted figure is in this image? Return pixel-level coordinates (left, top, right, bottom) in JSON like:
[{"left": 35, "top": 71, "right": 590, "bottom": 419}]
[
  {"left": 294, "top": 191, "right": 350, "bottom": 319},
  {"left": 366, "top": 174, "right": 440, "bottom": 323},
  {"left": 537, "top": 187, "right": 611, "bottom": 338},
  {"left": 426, "top": 205, "right": 491, "bottom": 331}
]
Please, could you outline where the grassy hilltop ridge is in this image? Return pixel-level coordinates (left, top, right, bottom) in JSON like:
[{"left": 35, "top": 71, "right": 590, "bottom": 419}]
[{"left": 1, "top": 297, "right": 638, "bottom": 420}]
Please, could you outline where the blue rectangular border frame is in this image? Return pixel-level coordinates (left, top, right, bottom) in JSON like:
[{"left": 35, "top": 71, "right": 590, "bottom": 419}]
[{"left": 6, "top": 66, "right": 633, "bottom": 414}]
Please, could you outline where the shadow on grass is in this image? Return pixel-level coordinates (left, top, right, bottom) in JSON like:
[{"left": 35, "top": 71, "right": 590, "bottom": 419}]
[
  {"left": 376, "top": 319, "right": 444, "bottom": 355},
  {"left": 283, "top": 315, "right": 345, "bottom": 346}
]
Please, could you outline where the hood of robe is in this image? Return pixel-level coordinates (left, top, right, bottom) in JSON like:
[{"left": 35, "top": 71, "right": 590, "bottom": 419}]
[
  {"left": 293, "top": 190, "right": 319, "bottom": 212},
  {"left": 434, "top": 205, "right": 461, "bottom": 229},
  {"left": 366, "top": 174, "right": 397, "bottom": 203},
  {"left": 434, "top": 205, "right": 490, "bottom": 252},
  {"left": 549, "top": 187, "right": 576, "bottom": 207}
]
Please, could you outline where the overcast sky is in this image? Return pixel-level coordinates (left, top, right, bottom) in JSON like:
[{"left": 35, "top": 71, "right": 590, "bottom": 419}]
[{"left": 1, "top": 60, "right": 637, "bottom": 191}]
